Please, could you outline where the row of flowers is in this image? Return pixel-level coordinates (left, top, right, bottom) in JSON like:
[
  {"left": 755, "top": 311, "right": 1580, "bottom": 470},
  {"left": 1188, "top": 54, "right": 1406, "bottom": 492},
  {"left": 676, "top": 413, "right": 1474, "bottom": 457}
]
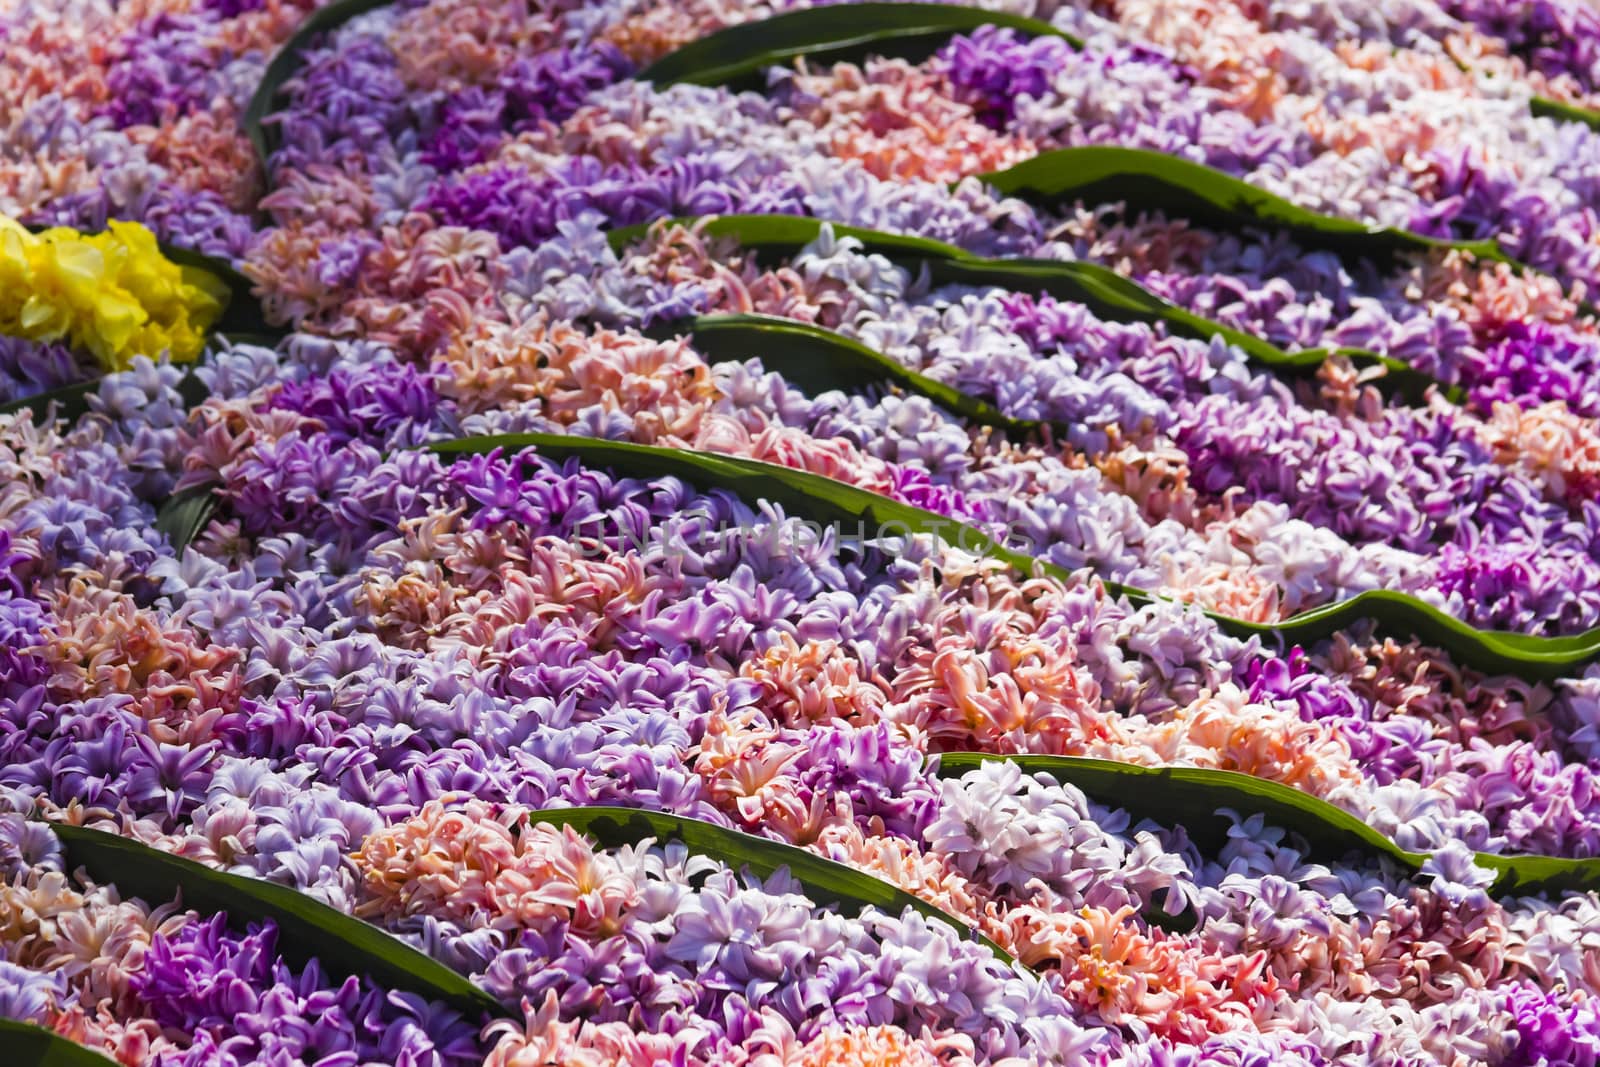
[{"left": 8, "top": 0, "right": 1600, "bottom": 411}]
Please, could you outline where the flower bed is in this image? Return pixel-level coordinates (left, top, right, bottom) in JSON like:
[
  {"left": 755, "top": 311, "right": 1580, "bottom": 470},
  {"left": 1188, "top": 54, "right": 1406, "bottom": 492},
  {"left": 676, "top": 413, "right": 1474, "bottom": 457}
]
[{"left": 3, "top": 1, "right": 1600, "bottom": 1064}]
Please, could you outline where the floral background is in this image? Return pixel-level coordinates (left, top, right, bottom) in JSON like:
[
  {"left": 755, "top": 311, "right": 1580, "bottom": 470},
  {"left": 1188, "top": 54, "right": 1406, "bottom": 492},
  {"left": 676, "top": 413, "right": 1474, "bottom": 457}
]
[{"left": 3, "top": 0, "right": 1600, "bottom": 1063}]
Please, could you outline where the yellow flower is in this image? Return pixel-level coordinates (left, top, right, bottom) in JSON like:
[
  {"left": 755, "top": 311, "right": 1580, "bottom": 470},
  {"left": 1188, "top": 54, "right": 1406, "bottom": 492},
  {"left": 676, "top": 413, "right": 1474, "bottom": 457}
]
[{"left": 0, "top": 216, "right": 228, "bottom": 372}]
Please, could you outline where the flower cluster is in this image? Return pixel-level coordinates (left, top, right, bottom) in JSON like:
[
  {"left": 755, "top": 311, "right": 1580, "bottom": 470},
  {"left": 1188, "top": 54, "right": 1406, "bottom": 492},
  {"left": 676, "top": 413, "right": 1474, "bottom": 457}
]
[{"left": 0, "top": 218, "right": 226, "bottom": 372}]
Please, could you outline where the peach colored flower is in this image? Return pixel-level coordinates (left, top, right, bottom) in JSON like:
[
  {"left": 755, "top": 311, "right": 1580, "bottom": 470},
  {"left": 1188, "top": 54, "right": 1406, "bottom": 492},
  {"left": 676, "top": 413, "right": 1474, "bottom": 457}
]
[
  {"left": 792, "top": 1023, "right": 977, "bottom": 1067},
  {"left": 692, "top": 710, "right": 834, "bottom": 843},
  {"left": 388, "top": 0, "right": 557, "bottom": 92},
  {"left": 1479, "top": 400, "right": 1600, "bottom": 505},
  {"left": 986, "top": 903, "right": 1276, "bottom": 1041},
  {"left": 1086, "top": 683, "right": 1362, "bottom": 796},
  {"left": 484, "top": 990, "right": 700, "bottom": 1067},
  {"left": 740, "top": 634, "right": 891, "bottom": 728},
  {"left": 352, "top": 800, "right": 637, "bottom": 937},
  {"left": 812, "top": 822, "right": 984, "bottom": 924},
  {"left": 783, "top": 58, "right": 1036, "bottom": 183}
]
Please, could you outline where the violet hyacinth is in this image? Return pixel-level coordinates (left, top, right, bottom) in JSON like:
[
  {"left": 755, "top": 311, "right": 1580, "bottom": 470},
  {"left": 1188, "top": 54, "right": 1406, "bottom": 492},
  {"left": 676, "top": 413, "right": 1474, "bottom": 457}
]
[
  {"left": 1496, "top": 982, "right": 1600, "bottom": 1065},
  {"left": 269, "top": 35, "right": 411, "bottom": 178},
  {"left": 1444, "top": 0, "right": 1600, "bottom": 95},
  {"left": 28, "top": 182, "right": 258, "bottom": 263},
  {"left": 102, "top": 11, "right": 237, "bottom": 129},
  {"left": 131, "top": 915, "right": 484, "bottom": 1066},
  {"left": 0, "top": 336, "right": 84, "bottom": 404},
  {"left": 421, "top": 43, "right": 634, "bottom": 171},
  {"left": 1469, "top": 321, "right": 1600, "bottom": 416},
  {"left": 420, "top": 156, "right": 807, "bottom": 251}
]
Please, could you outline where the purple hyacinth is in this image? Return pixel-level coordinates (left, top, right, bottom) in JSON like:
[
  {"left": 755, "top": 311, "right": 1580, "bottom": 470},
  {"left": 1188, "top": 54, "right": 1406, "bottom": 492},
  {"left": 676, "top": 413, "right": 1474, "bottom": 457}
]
[
  {"left": 27, "top": 184, "right": 256, "bottom": 263},
  {"left": 934, "top": 26, "right": 1077, "bottom": 127},
  {"left": 198, "top": 0, "right": 266, "bottom": 15},
  {"left": 791, "top": 722, "right": 943, "bottom": 841},
  {"left": 499, "top": 43, "right": 633, "bottom": 129},
  {"left": 1444, "top": 0, "right": 1600, "bottom": 94},
  {"left": 0, "top": 336, "right": 86, "bottom": 406},
  {"left": 131, "top": 915, "right": 484, "bottom": 1066},
  {"left": 269, "top": 361, "right": 442, "bottom": 448},
  {"left": 102, "top": 12, "right": 229, "bottom": 129},
  {"left": 269, "top": 35, "right": 410, "bottom": 176},
  {"left": 420, "top": 43, "right": 634, "bottom": 172},
  {"left": 1498, "top": 983, "right": 1600, "bottom": 1066},
  {"left": 420, "top": 155, "right": 806, "bottom": 251},
  {"left": 1468, "top": 321, "right": 1600, "bottom": 417},
  {"left": 0, "top": 959, "right": 66, "bottom": 1026}
]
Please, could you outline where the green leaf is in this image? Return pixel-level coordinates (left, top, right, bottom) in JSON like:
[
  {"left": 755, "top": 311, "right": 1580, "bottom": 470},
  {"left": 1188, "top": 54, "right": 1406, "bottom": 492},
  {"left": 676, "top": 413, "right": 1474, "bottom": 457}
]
[
  {"left": 0, "top": 380, "right": 100, "bottom": 424},
  {"left": 933, "top": 753, "right": 1600, "bottom": 899},
  {"left": 244, "top": 0, "right": 399, "bottom": 162},
  {"left": 1199, "top": 587, "right": 1600, "bottom": 684},
  {"left": 641, "top": 2, "right": 1078, "bottom": 89},
  {"left": 607, "top": 214, "right": 1449, "bottom": 403},
  {"left": 609, "top": 212, "right": 974, "bottom": 263},
  {"left": 154, "top": 486, "right": 218, "bottom": 554},
  {"left": 427, "top": 432, "right": 1600, "bottom": 682},
  {"left": 50, "top": 824, "right": 505, "bottom": 1017},
  {"left": 1531, "top": 95, "right": 1600, "bottom": 132},
  {"left": 526, "top": 806, "right": 1016, "bottom": 964},
  {"left": 673, "top": 313, "right": 1060, "bottom": 437},
  {"left": 0, "top": 1020, "right": 120, "bottom": 1067},
  {"left": 159, "top": 244, "right": 281, "bottom": 340},
  {"left": 978, "top": 146, "right": 1517, "bottom": 268}
]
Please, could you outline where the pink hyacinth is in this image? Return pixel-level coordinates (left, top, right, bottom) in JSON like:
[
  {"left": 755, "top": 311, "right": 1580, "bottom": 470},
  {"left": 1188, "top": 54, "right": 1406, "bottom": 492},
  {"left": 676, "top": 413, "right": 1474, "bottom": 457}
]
[{"left": 352, "top": 799, "right": 638, "bottom": 936}]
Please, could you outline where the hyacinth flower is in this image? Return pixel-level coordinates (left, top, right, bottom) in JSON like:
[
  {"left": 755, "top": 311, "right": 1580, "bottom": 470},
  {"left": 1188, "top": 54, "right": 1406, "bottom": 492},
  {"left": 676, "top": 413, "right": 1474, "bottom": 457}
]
[
  {"left": 604, "top": 28, "right": 1600, "bottom": 411},
  {"left": 928, "top": 18, "right": 1600, "bottom": 290},
  {"left": 254, "top": 20, "right": 1588, "bottom": 429},
  {"left": 574, "top": 6, "right": 1600, "bottom": 291},
  {"left": 1442, "top": 0, "right": 1600, "bottom": 108},
  {"left": 3, "top": 337, "right": 1600, "bottom": 1062},
  {"left": 0, "top": 818, "right": 482, "bottom": 1066},
  {"left": 6, "top": 321, "right": 1593, "bottom": 863},
  {"left": 0, "top": 218, "right": 226, "bottom": 374},
  {"left": 1033, "top": 192, "right": 1600, "bottom": 413}
]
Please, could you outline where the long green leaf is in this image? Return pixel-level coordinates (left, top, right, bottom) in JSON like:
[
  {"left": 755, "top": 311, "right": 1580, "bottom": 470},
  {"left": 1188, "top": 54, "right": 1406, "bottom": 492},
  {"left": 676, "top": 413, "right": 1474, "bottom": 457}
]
[
  {"left": 673, "top": 313, "right": 1060, "bottom": 437},
  {"left": 426, "top": 433, "right": 1600, "bottom": 681},
  {"left": 641, "top": 2, "right": 1078, "bottom": 89},
  {"left": 1211, "top": 588, "right": 1600, "bottom": 675},
  {"left": 1531, "top": 94, "right": 1600, "bottom": 131},
  {"left": 154, "top": 486, "right": 218, "bottom": 554},
  {"left": 244, "top": 0, "right": 398, "bottom": 162},
  {"left": 51, "top": 824, "right": 504, "bottom": 1016},
  {"left": 160, "top": 245, "right": 280, "bottom": 339},
  {"left": 0, "top": 1021, "right": 119, "bottom": 1067},
  {"left": 979, "top": 146, "right": 1516, "bottom": 267},
  {"left": 610, "top": 212, "right": 974, "bottom": 262},
  {"left": 607, "top": 214, "right": 1447, "bottom": 403},
  {"left": 0, "top": 380, "right": 100, "bottom": 423},
  {"left": 430, "top": 431, "right": 1032, "bottom": 565},
  {"left": 526, "top": 806, "right": 1015, "bottom": 963},
  {"left": 934, "top": 753, "right": 1600, "bottom": 899}
]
